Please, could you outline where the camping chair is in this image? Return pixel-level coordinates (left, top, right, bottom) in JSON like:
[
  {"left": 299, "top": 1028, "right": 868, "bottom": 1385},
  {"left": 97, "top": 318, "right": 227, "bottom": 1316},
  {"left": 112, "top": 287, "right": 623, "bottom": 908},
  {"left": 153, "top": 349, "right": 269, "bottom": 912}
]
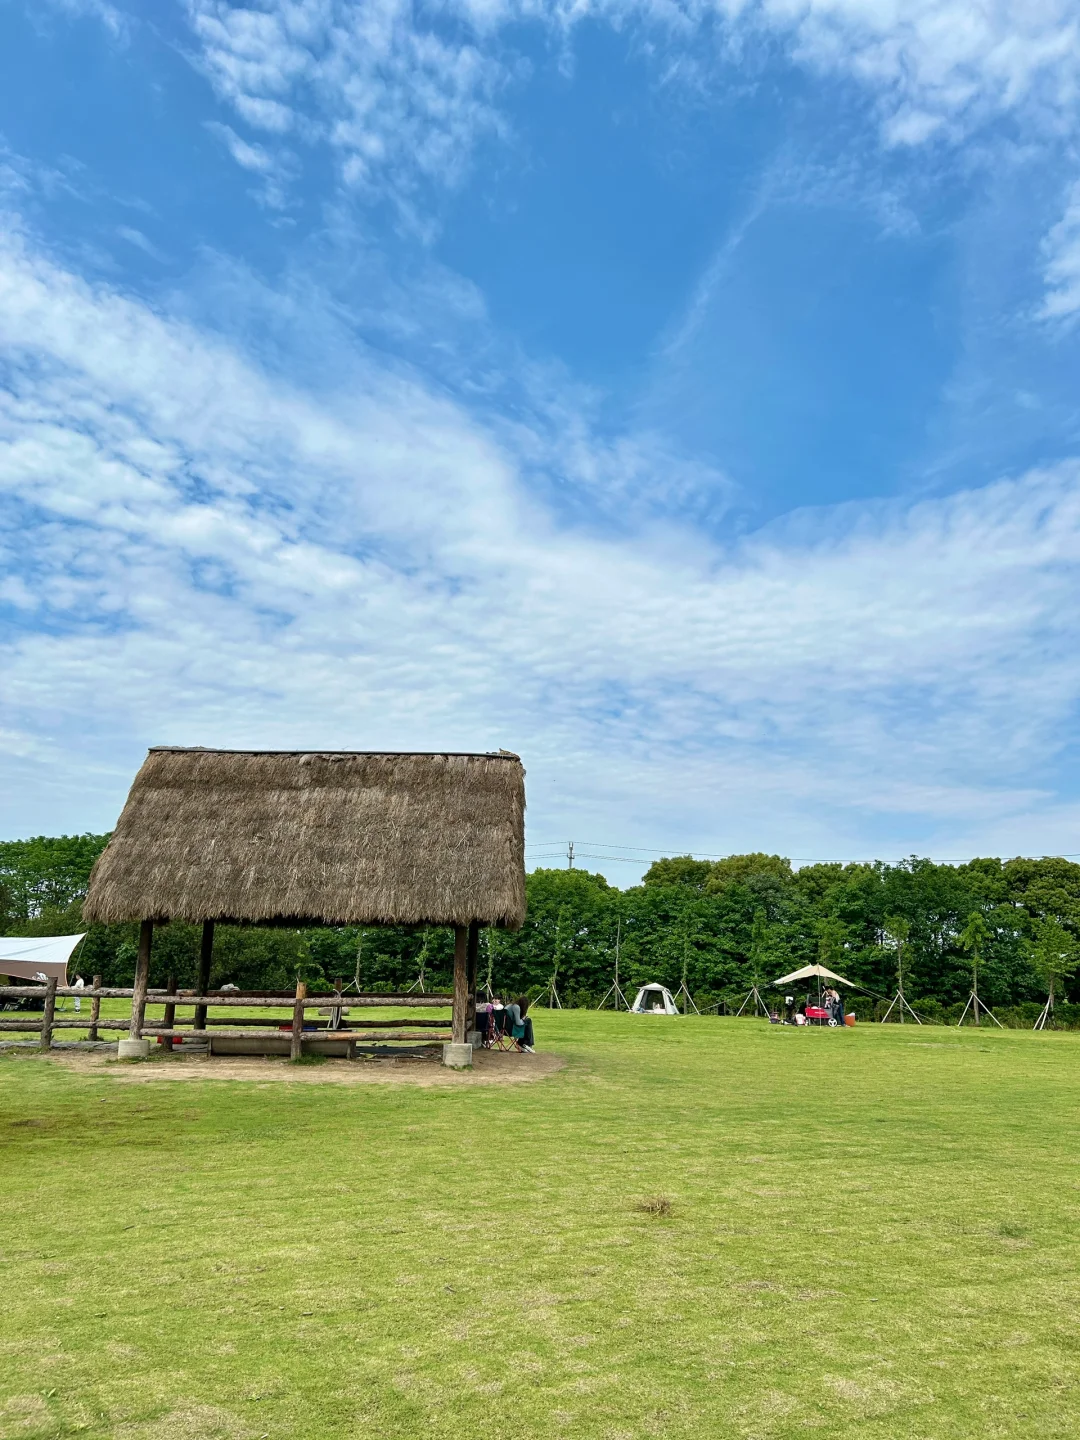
[{"left": 484, "top": 1007, "right": 521, "bottom": 1051}]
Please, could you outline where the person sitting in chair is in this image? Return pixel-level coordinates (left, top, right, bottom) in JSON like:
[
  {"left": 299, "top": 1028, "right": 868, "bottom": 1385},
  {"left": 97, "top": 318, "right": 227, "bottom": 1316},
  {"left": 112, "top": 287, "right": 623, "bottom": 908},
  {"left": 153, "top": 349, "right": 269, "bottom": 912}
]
[{"left": 504, "top": 996, "right": 535, "bottom": 1053}]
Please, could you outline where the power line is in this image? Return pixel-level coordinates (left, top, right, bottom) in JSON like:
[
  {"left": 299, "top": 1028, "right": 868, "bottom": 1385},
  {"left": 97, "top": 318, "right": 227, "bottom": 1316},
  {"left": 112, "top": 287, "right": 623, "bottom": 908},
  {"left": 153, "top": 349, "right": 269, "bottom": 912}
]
[{"left": 524, "top": 840, "right": 1080, "bottom": 867}]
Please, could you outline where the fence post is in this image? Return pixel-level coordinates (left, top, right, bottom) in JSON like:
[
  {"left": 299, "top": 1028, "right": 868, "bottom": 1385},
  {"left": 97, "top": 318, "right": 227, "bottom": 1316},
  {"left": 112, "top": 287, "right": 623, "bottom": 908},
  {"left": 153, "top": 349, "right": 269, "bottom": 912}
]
[
  {"left": 40, "top": 976, "right": 57, "bottom": 1052},
  {"left": 88, "top": 975, "right": 101, "bottom": 1042},
  {"left": 194, "top": 921, "right": 214, "bottom": 1034},
  {"left": 162, "top": 974, "right": 177, "bottom": 1051},
  {"left": 290, "top": 980, "right": 307, "bottom": 1061}
]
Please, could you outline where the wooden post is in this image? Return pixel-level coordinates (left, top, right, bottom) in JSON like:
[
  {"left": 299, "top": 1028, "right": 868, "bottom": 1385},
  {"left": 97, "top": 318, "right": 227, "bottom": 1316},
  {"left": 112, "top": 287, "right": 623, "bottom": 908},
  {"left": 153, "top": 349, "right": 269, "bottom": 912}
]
[
  {"left": 162, "top": 974, "right": 177, "bottom": 1051},
  {"left": 40, "top": 976, "right": 57, "bottom": 1052},
  {"left": 88, "top": 974, "right": 102, "bottom": 1042},
  {"left": 465, "top": 922, "right": 479, "bottom": 1037},
  {"left": 129, "top": 920, "right": 153, "bottom": 1040},
  {"left": 290, "top": 979, "right": 307, "bottom": 1061},
  {"left": 194, "top": 921, "right": 214, "bottom": 1033},
  {"left": 452, "top": 926, "right": 469, "bottom": 1045}
]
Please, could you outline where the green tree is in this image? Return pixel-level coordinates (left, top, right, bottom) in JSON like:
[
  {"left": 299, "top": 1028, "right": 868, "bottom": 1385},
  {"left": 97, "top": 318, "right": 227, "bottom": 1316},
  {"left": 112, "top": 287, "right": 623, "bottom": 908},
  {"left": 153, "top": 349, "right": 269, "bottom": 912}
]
[
  {"left": 959, "top": 911, "right": 992, "bottom": 1023},
  {"left": 816, "top": 916, "right": 846, "bottom": 971},
  {"left": 749, "top": 906, "right": 769, "bottom": 982},
  {"left": 641, "top": 856, "right": 715, "bottom": 891},
  {"left": 1031, "top": 918, "right": 1078, "bottom": 1010},
  {"left": 883, "top": 914, "right": 911, "bottom": 995},
  {"left": 0, "top": 833, "right": 110, "bottom": 923}
]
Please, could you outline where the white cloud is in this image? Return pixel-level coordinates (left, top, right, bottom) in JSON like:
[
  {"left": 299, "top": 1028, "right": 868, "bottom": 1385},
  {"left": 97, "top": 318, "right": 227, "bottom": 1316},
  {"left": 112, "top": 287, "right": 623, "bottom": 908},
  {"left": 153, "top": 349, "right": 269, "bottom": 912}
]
[
  {"left": 205, "top": 121, "right": 276, "bottom": 174},
  {"left": 1039, "top": 178, "right": 1080, "bottom": 320},
  {"left": 38, "top": 0, "right": 127, "bottom": 37},
  {"left": 204, "top": 120, "right": 295, "bottom": 208},
  {"left": 185, "top": 0, "right": 1080, "bottom": 213},
  {"left": 188, "top": 0, "right": 506, "bottom": 216},
  {"left": 5, "top": 223, "right": 1080, "bottom": 862},
  {"left": 744, "top": 0, "right": 1080, "bottom": 145},
  {"left": 116, "top": 225, "right": 168, "bottom": 261}
]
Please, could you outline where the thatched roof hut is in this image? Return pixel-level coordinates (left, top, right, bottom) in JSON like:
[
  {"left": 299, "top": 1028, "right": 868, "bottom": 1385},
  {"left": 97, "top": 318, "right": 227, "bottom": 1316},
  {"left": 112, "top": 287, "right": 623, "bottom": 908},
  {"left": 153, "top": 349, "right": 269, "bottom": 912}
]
[{"left": 84, "top": 748, "right": 526, "bottom": 929}]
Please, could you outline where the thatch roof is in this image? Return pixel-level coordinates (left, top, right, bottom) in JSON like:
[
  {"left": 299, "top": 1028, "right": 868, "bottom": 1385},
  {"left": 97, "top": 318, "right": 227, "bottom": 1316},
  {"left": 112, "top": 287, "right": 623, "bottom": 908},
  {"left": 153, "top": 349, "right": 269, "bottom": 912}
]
[{"left": 83, "top": 749, "right": 526, "bottom": 929}]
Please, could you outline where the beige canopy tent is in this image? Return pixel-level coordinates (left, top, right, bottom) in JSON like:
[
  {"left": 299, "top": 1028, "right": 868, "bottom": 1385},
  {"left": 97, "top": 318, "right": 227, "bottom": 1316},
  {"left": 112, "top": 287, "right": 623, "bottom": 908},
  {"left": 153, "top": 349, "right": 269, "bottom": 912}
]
[
  {"left": 772, "top": 963, "right": 854, "bottom": 988},
  {"left": 0, "top": 934, "right": 86, "bottom": 985}
]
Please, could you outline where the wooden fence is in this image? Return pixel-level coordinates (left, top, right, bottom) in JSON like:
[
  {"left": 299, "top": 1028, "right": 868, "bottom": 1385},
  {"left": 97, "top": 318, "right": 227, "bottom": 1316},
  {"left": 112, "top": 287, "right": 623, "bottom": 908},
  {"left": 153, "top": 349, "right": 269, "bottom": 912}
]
[{"left": 0, "top": 978, "right": 453, "bottom": 1057}]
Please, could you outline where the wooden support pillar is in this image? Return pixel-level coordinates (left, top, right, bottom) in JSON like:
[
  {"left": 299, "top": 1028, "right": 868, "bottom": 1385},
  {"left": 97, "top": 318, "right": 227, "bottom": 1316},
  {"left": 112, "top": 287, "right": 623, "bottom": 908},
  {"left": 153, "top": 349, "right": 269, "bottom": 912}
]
[
  {"left": 40, "top": 976, "right": 57, "bottom": 1052},
  {"left": 290, "top": 979, "right": 307, "bottom": 1061},
  {"left": 452, "top": 926, "right": 469, "bottom": 1045},
  {"left": 129, "top": 920, "right": 153, "bottom": 1040},
  {"left": 194, "top": 921, "right": 214, "bottom": 1032},
  {"left": 162, "top": 974, "right": 177, "bottom": 1052},
  {"left": 88, "top": 974, "right": 101, "bottom": 1042},
  {"left": 465, "top": 922, "right": 479, "bottom": 1037}
]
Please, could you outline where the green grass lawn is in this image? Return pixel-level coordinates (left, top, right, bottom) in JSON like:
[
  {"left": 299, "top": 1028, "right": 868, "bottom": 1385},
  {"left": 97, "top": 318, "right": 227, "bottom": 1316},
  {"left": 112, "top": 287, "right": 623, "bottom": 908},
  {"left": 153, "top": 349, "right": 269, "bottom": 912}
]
[{"left": 2, "top": 1013, "right": 1079, "bottom": 1439}]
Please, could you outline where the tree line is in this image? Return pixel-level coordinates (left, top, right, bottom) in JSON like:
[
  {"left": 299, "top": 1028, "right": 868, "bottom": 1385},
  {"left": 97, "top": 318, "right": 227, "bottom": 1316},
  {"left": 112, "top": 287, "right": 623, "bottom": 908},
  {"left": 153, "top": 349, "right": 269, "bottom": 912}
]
[{"left": 3, "top": 836, "right": 1080, "bottom": 1024}]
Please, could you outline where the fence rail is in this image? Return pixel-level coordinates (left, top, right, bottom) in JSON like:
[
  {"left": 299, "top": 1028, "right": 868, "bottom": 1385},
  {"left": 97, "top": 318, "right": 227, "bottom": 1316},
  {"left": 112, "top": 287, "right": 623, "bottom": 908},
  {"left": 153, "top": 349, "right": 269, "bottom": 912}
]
[
  {"left": 0, "top": 987, "right": 451, "bottom": 1006},
  {"left": 0, "top": 978, "right": 454, "bottom": 1054}
]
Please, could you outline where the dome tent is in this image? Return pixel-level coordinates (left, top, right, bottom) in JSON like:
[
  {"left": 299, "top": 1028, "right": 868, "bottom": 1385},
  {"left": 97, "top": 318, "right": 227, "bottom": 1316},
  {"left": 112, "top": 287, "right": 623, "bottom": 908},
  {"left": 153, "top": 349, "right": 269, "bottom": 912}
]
[{"left": 630, "top": 983, "right": 679, "bottom": 1015}]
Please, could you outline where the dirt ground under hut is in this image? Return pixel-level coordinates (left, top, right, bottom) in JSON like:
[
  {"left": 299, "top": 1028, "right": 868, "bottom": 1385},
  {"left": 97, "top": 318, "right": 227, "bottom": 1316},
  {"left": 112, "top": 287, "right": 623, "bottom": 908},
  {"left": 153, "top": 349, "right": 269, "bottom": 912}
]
[{"left": 25, "top": 1045, "right": 566, "bottom": 1087}]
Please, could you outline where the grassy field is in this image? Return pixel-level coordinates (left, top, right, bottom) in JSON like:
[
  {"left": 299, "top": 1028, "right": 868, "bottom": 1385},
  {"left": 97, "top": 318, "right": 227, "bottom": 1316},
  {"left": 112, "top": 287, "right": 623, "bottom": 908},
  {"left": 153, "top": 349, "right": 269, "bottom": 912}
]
[{"left": 2, "top": 1013, "right": 1079, "bottom": 1439}]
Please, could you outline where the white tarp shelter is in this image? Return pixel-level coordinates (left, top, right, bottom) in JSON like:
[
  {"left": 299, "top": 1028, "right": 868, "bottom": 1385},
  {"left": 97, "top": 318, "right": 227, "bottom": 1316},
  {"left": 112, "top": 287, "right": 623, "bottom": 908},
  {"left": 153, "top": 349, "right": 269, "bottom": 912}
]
[
  {"left": 772, "top": 963, "right": 854, "bottom": 988},
  {"left": 631, "top": 983, "right": 680, "bottom": 1015},
  {"left": 0, "top": 935, "right": 86, "bottom": 985}
]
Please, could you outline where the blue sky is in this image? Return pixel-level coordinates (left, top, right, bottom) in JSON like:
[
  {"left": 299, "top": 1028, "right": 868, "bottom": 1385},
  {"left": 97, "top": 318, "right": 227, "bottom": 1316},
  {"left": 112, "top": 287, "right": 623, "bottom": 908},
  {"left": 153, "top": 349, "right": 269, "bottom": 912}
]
[{"left": 3, "top": 0, "right": 1080, "bottom": 883}]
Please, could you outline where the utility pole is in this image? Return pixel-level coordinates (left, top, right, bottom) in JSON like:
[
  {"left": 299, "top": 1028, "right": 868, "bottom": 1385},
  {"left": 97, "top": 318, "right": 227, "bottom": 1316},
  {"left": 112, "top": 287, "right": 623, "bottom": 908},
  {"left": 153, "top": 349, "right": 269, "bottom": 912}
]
[{"left": 567, "top": 840, "right": 575, "bottom": 870}]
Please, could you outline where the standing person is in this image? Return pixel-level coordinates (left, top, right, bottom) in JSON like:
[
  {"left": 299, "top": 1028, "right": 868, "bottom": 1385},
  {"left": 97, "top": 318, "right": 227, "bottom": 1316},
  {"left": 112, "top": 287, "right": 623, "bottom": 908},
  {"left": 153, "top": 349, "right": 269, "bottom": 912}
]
[
  {"left": 72, "top": 974, "right": 85, "bottom": 1013},
  {"left": 828, "top": 987, "right": 844, "bottom": 1026},
  {"left": 475, "top": 996, "right": 494, "bottom": 1046}
]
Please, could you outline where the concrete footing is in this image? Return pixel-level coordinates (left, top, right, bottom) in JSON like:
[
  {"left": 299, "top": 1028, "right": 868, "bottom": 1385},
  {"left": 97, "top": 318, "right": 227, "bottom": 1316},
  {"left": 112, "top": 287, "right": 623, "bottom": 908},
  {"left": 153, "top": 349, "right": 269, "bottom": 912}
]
[
  {"left": 466, "top": 1030, "right": 483, "bottom": 1050},
  {"left": 442, "top": 1042, "right": 473, "bottom": 1069},
  {"left": 116, "top": 1037, "right": 150, "bottom": 1060}
]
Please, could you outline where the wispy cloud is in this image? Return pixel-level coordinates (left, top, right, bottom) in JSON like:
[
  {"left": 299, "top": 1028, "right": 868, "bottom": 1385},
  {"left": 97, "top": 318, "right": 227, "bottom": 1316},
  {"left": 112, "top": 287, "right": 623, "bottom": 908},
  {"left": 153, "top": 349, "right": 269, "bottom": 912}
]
[
  {"left": 204, "top": 120, "right": 294, "bottom": 208},
  {"left": 1039, "top": 178, "right": 1080, "bottom": 321},
  {"left": 205, "top": 121, "right": 275, "bottom": 174},
  {"left": 116, "top": 225, "right": 167, "bottom": 261},
  {"left": 185, "top": 0, "right": 1080, "bottom": 218},
  {"left": 4, "top": 219, "right": 1080, "bottom": 858},
  {"left": 37, "top": 0, "right": 127, "bottom": 39},
  {"left": 743, "top": 0, "right": 1080, "bottom": 145},
  {"left": 188, "top": 0, "right": 507, "bottom": 220}
]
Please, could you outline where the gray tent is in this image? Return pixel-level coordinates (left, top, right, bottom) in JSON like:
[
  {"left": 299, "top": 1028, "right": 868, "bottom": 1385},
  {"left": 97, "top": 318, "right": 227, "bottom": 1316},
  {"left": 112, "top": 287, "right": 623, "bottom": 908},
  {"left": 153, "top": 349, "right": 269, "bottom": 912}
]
[{"left": 630, "top": 983, "right": 679, "bottom": 1015}]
